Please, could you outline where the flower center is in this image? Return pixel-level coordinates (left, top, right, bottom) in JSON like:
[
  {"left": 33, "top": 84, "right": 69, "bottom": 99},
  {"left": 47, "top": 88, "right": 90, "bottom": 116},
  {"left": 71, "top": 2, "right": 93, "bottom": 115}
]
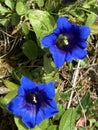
[
  {"left": 26, "top": 93, "right": 37, "bottom": 104},
  {"left": 57, "top": 34, "right": 69, "bottom": 48},
  {"left": 26, "top": 91, "right": 47, "bottom": 106}
]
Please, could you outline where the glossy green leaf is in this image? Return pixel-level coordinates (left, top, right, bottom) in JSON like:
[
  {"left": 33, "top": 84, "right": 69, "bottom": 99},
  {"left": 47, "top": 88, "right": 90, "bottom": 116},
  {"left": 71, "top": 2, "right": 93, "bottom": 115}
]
[
  {"left": 35, "top": 0, "right": 44, "bottom": 7},
  {"left": 11, "top": 13, "right": 20, "bottom": 26},
  {"left": 3, "top": 80, "right": 19, "bottom": 91},
  {"left": 95, "top": 121, "right": 98, "bottom": 127},
  {"left": 0, "top": 18, "right": 8, "bottom": 26},
  {"left": 14, "top": 117, "right": 28, "bottom": 130},
  {"left": 5, "top": 0, "right": 15, "bottom": 9},
  {"left": 53, "top": 104, "right": 65, "bottom": 121},
  {"left": 4, "top": 90, "right": 17, "bottom": 103},
  {"left": 17, "top": 0, "right": 28, "bottom": 2},
  {"left": 86, "top": 13, "right": 96, "bottom": 26},
  {"left": 22, "top": 40, "right": 38, "bottom": 60},
  {"left": 22, "top": 23, "right": 29, "bottom": 35},
  {"left": 43, "top": 54, "right": 55, "bottom": 74},
  {"left": 59, "top": 108, "right": 77, "bottom": 130},
  {"left": 0, "top": 4, "right": 10, "bottom": 13},
  {"left": 16, "top": 2, "right": 28, "bottom": 15},
  {"left": 47, "top": 125, "right": 57, "bottom": 130},
  {"left": 0, "top": 90, "right": 17, "bottom": 108},
  {"left": 42, "top": 70, "right": 58, "bottom": 83},
  {"left": 0, "top": 0, "right": 5, "bottom": 2},
  {"left": 38, "top": 119, "right": 49, "bottom": 130},
  {"left": 28, "top": 10, "right": 55, "bottom": 40},
  {"left": 34, "top": 126, "right": 42, "bottom": 130}
]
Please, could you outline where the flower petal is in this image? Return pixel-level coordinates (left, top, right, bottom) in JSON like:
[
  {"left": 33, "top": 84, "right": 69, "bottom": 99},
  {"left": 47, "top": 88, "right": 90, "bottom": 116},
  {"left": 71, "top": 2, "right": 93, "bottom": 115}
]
[
  {"left": 20, "top": 76, "right": 36, "bottom": 91},
  {"left": 72, "top": 46, "right": 87, "bottom": 59},
  {"left": 65, "top": 51, "right": 73, "bottom": 62},
  {"left": 79, "top": 26, "right": 90, "bottom": 41},
  {"left": 77, "top": 42, "right": 87, "bottom": 49},
  {"left": 22, "top": 110, "right": 36, "bottom": 128},
  {"left": 7, "top": 96, "right": 25, "bottom": 116},
  {"left": 18, "top": 86, "right": 25, "bottom": 96},
  {"left": 41, "top": 33, "right": 57, "bottom": 48},
  {"left": 50, "top": 46, "right": 66, "bottom": 67},
  {"left": 47, "top": 99, "right": 58, "bottom": 109},
  {"left": 44, "top": 82, "right": 55, "bottom": 99},
  {"left": 38, "top": 82, "right": 55, "bottom": 99},
  {"left": 53, "top": 28, "right": 61, "bottom": 35},
  {"left": 56, "top": 17, "right": 72, "bottom": 33},
  {"left": 43, "top": 100, "right": 58, "bottom": 119},
  {"left": 36, "top": 108, "right": 44, "bottom": 125}
]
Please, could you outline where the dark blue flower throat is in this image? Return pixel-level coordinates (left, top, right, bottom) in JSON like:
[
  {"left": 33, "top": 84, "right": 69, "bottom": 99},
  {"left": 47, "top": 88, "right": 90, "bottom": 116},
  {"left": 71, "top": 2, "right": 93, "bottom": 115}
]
[
  {"left": 26, "top": 92, "right": 38, "bottom": 104},
  {"left": 26, "top": 90, "right": 47, "bottom": 107}
]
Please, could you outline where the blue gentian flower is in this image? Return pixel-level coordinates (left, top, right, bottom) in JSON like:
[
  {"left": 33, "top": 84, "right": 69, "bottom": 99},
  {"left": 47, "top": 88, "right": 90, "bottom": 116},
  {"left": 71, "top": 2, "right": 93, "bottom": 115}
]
[
  {"left": 7, "top": 76, "right": 58, "bottom": 129},
  {"left": 41, "top": 17, "right": 90, "bottom": 67}
]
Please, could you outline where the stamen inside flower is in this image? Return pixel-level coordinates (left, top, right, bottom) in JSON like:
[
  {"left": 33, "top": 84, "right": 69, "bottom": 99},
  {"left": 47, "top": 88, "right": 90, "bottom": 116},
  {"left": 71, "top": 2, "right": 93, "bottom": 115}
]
[
  {"left": 57, "top": 34, "right": 69, "bottom": 48},
  {"left": 63, "top": 36, "right": 69, "bottom": 45},
  {"left": 33, "top": 96, "right": 37, "bottom": 103}
]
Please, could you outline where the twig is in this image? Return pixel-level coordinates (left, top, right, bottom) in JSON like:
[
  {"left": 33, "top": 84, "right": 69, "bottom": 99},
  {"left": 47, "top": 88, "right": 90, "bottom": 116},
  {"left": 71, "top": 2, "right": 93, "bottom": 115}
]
[
  {"left": 67, "top": 60, "right": 81, "bottom": 109},
  {"left": 0, "top": 29, "right": 15, "bottom": 38},
  {"left": 0, "top": 36, "right": 19, "bottom": 58}
]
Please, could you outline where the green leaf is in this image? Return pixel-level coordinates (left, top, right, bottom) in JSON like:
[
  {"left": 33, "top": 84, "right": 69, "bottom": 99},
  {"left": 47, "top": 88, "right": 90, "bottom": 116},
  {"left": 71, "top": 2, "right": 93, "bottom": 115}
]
[
  {"left": 89, "top": 119, "right": 96, "bottom": 127},
  {"left": 35, "top": 0, "right": 44, "bottom": 7},
  {"left": 95, "top": 121, "right": 98, "bottom": 127},
  {"left": 16, "top": 2, "right": 28, "bottom": 15},
  {"left": 4, "top": 90, "right": 17, "bottom": 103},
  {"left": 0, "top": 4, "right": 10, "bottom": 13},
  {"left": 22, "top": 23, "right": 29, "bottom": 35},
  {"left": 14, "top": 117, "right": 28, "bottom": 130},
  {"left": 76, "top": 92, "right": 91, "bottom": 113},
  {"left": 80, "top": 59, "right": 88, "bottom": 67},
  {"left": 22, "top": 40, "right": 38, "bottom": 60},
  {"left": 59, "top": 108, "right": 77, "bottom": 130},
  {"left": 3, "top": 80, "right": 19, "bottom": 91},
  {"left": 28, "top": 10, "right": 55, "bottom": 40},
  {"left": 0, "top": 90, "right": 17, "bottom": 108},
  {"left": 86, "top": 13, "right": 96, "bottom": 26},
  {"left": 42, "top": 70, "right": 58, "bottom": 83},
  {"left": 11, "top": 13, "right": 20, "bottom": 26},
  {"left": 83, "top": 3, "right": 90, "bottom": 9},
  {"left": 43, "top": 54, "right": 55, "bottom": 74},
  {"left": 39, "top": 119, "right": 49, "bottom": 129},
  {"left": 47, "top": 125, "right": 57, "bottom": 130},
  {"left": 0, "top": 0, "right": 5, "bottom": 2},
  {"left": 31, "top": 67, "right": 44, "bottom": 82},
  {"left": 0, "top": 18, "right": 8, "bottom": 26},
  {"left": 53, "top": 103, "right": 65, "bottom": 121},
  {"left": 17, "top": 0, "right": 28, "bottom": 3},
  {"left": 5, "top": 0, "right": 15, "bottom": 9},
  {"left": 33, "top": 126, "right": 42, "bottom": 130}
]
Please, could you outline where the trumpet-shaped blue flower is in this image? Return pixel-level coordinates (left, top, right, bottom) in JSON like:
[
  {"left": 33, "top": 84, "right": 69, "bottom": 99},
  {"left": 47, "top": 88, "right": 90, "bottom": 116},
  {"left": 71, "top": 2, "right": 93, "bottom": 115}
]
[
  {"left": 41, "top": 17, "right": 90, "bottom": 67},
  {"left": 7, "top": 76, "right": 58, "bottom": 129}
]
